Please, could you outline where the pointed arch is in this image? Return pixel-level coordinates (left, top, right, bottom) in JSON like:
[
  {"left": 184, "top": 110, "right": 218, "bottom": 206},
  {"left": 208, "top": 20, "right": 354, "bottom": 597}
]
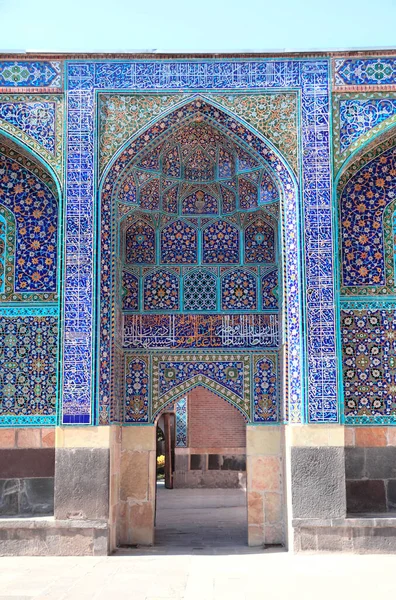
[
  {"left": 152, "top": 377, "right": 250, "bottom": 423},
  {"left": 98, "top": 96, "right": 301, "bottom": 426},
  {"left": 0, "top": 134, "right": 60, "bottom": 299},
  {"left": 336, "top": 125, "right": 396, "bottom": 295},
  {"left": 0, "top": 127, "right": 62, "bottom": 196},
  {"left": 99, "top": 95, "right": 296, "bottom": 190}
]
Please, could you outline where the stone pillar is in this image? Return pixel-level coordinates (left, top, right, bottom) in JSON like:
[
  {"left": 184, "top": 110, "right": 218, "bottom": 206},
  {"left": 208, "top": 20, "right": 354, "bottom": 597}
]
[
  {"left": 53, "top": 426, "right": 111, "bottom": 555},
  {"left": 288, "top": 425, "right": 346, "bottom": 550},
  {"left": 119, "top": 426, "right": 156, "bottom": 546},
  {"left": 246, "top": 425, "right": 284, "bottom": 547},
  {"left": 54, "top": 427, "right": 110, "bottom": 522}
]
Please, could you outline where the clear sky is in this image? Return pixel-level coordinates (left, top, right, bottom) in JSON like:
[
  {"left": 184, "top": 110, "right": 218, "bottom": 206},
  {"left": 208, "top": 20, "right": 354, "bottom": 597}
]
[{"left": 0, "top": 0, "right": 395, "bottom": 53}]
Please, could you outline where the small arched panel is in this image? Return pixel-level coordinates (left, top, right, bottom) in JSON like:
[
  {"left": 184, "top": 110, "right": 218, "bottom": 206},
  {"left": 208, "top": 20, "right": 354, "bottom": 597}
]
[
  {"left": 245, "top": 217, "right": 276, "bottom": 264},
  {"left": 221, "top": 268, "right": 258, "bottom": 311},
  {"left": 160, "top": 219, "right": 198, "bottom": 264},
  {"left": 125, "top": 218, "right": 156, "bottom": 265},
  {"left": 143, "top": 268, "right": 180, "bottom": 311},
  {"left": 202, "top": 219, "right": 240, "bottom": 264}
]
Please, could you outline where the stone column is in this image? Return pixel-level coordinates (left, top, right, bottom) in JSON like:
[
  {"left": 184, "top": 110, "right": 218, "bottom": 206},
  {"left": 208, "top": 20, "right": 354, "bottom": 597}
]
[
  {"left": 54, "top": 427, "right": 110, "bottom": 522},
  {"left": 54, "top": 426, "right": 111, "bottom": 555},
  {"left": 246, "top": 425, "right": 284, "bottom": 547},
  {"left": 288, "top": 425, "right": 346, "bottom": 550},
  {"left": 119, "top": 426, "right": 156, "bottom": 545}
]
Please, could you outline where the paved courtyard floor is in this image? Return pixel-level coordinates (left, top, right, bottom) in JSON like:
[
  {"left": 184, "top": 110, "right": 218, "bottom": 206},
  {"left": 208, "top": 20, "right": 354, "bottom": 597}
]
[
  {"left": 0, "top": 488, "right": 393, "bottom": 599},
  {"left": 0, "top": 552, "right": 395, "bottom": 600}
]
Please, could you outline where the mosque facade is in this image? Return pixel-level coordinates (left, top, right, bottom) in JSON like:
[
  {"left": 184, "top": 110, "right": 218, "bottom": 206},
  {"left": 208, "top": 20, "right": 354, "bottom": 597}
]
[{"left": 0, "top": 52, "right": 395, "bottom": 554}]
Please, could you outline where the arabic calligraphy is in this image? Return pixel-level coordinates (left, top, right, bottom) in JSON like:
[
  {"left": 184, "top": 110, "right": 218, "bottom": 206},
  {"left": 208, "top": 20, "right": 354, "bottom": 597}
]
[{"left": 123, "top": 313, "right": 279, "bottom": 349}]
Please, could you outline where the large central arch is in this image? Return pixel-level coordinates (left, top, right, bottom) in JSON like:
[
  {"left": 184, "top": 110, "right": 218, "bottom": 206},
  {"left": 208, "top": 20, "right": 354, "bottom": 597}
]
[{"left": 98, "top": 96, "right": 301, "bottom": 427}]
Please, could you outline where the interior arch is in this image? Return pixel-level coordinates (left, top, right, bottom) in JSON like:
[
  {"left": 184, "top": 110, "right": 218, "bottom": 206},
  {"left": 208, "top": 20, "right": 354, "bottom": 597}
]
[{"left": 99, "top": 97, "right": 299, "bottom": 427}]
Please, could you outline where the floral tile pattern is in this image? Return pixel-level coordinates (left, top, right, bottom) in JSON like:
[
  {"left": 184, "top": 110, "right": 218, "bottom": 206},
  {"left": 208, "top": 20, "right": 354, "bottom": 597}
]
[
  {"left": 342, "top": 309, "right": 396, "bottom": 424},
  {"left": 338, "top": 135, "right": 396, "bottom": 296}
]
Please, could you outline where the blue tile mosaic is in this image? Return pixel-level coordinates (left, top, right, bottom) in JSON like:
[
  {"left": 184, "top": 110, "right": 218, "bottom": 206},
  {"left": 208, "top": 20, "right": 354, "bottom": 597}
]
[
  {"left": 0, "top": 101, "right": 56, "bottom": 153},
  {"left": 339, "top": 98, "right": 396, "bottom": 153},
  {"left": 335, "top": 58, "right": 396, "bottom": 87},
  {"left": 0, "top": 62, "right": 61, "bottom": 89},
  {"left": 175, "top": 397, "right": 188, "bottom": 447},
  {"left": 62, "top": 59, "right": 337, "bottom": 425}
]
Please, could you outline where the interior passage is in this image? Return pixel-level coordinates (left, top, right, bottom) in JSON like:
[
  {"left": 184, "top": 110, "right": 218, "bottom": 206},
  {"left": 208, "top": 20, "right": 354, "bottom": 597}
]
[{"left": 155, "top": 485, "right": 247, "bottom": 548}]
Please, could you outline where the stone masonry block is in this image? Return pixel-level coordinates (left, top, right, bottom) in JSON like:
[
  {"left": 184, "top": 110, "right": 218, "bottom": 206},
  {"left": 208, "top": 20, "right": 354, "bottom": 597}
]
[
  {"left": 345, "top": 447, "right": 366, "bottom": 479},
  {"left": 347, "top": 480, "right": 386, "bottom": 513},
  {"left": 120, "top": 451, "right": 149, "bottom": 501},
  {"left": 55, "top": 448, "right": 109, "bottom": 520},
  {"left": 291, "top": 447, "right": 346, "bottom": 519},
  {"left": 365, "top": 447, "right": 396, "bottom": 479}
]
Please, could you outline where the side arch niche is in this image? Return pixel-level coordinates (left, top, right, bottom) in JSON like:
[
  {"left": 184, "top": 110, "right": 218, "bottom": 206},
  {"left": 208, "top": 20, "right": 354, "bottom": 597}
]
[
  {"left": 338, "top": 127, "right": 396, "bottom": 296},
  {"left": 0, "top": 132, "right": 61, "bottom": 427},
  {"left": 0, "top": 134, "right": 60, "bottom": 300},
  {"left": 337, "top": 125, "right": 396, "bottom": 426}
]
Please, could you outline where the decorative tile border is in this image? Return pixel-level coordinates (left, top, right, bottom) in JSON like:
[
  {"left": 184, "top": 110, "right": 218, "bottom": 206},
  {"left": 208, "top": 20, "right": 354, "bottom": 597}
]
[
  {"left": 0, "top": 61, "right": 62, "bottom": 91},
  {"left": 333, "top": 92, "right": 396, "bottom": 173},
  {"left": 334, "top": 58, "right": 396, "bottom": 91},
  {"left": 0, "top": 94, "right": 64, "bottom": 181},
  {"left": 62, "top": 59, "right": 337, "bottom": 424}
]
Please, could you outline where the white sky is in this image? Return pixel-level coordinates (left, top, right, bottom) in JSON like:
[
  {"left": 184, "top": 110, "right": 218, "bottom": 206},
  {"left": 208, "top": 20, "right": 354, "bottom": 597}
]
[{"left": 0, "top": 0, "right": 395, "bottom": 53}]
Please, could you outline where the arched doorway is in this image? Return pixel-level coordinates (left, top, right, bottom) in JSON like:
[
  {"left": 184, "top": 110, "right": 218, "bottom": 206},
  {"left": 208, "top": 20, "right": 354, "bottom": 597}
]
[
  {"left": 100, "top": 97, "right": 299, "bottom": 547},
  {"left": 155, "top": 386, "right": 248, "bottom": 547}
]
